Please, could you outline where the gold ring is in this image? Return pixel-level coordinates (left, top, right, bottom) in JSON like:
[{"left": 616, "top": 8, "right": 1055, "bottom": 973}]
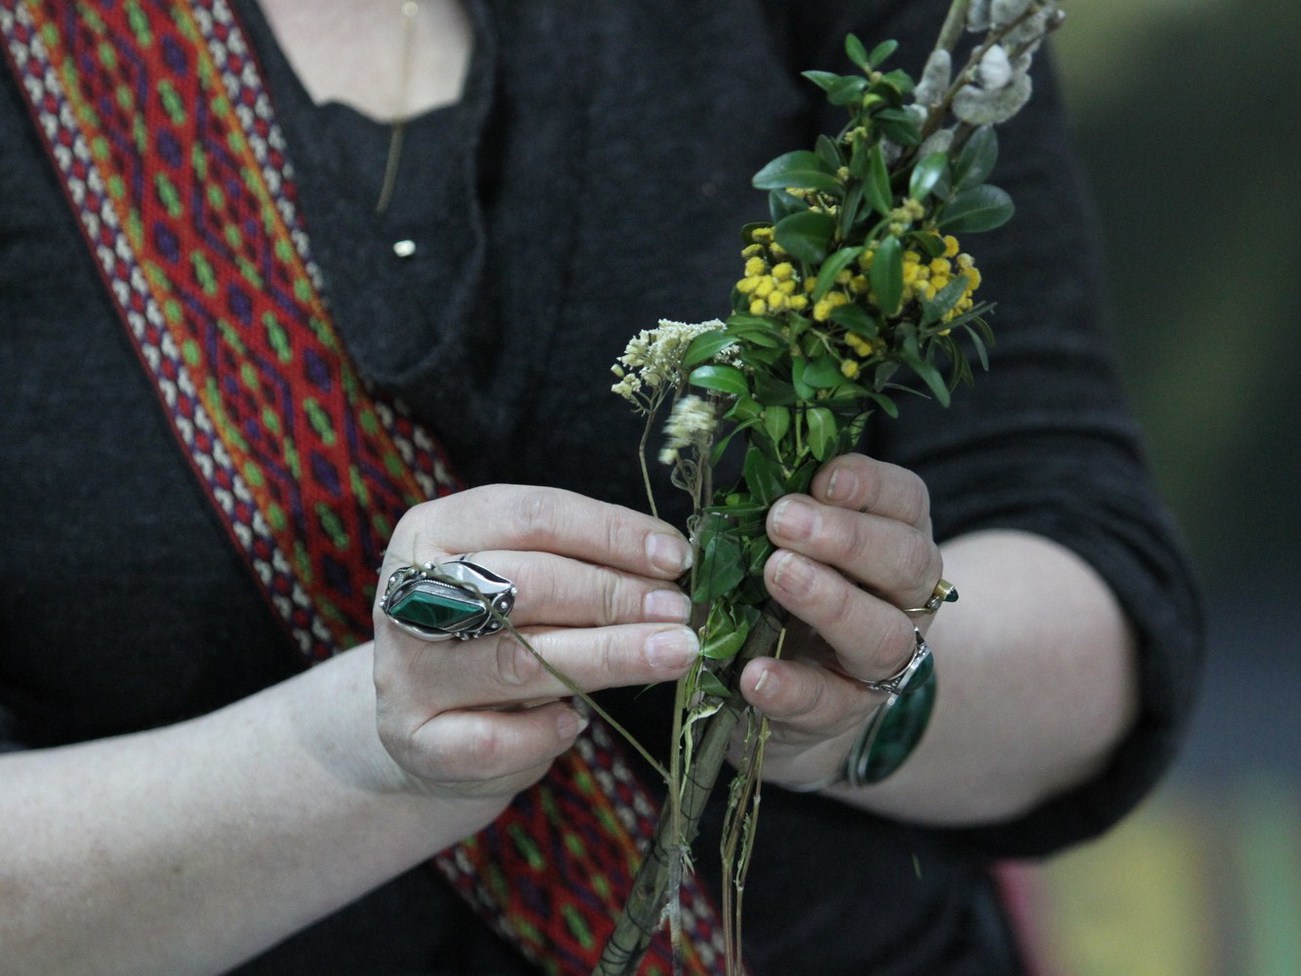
[{"left": 904, "top": 578, "right": 958, "bottom": 616}]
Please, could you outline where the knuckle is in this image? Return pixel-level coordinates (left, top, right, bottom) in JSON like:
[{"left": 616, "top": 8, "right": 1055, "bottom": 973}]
[
  {"left": 858, "top": 463, "right": 886, "bottom": 513},
  {"left": 496, "top": 635, "right": 542, "bottom": 687},
  {"left": 586, "top": 628, "right": 622, "bottom": 684},
  {"left": 422, "top": 715, "right": 507, "bottom": 780},
  {"left": 901, "top": 472, "right": 931, "bottom": 524},
  {"left": 793, "top": 670, "right": 829, "bottom": 717},
  {"left": 389, "top": 499, "right": 440, "bottom": 557},
  {"left": 605, "top": 512, "right": 629, "bottom": 565},
  {"left": 462, "top": 719, "right": 509, "bottom": 770},
  {"left": 818, "top": 572, "right": 857, "bottom": 625},
  {"left": 528, "top": 564, "right": 565, "bottom": 621},
  {"left": 599, "top": 572, "right": 624, "bottom": 626},
  {"left": 511, "top": 488, "right": 560, "bottom": 546},
  {"left": 863, "top": 626, "right": 899, "bottom": 673},
  {"left": 900, "top": 531, "right": 937, "bottom": 587},
  {"left": 871, "top": 620, "right": 917, "bottom": 676}
]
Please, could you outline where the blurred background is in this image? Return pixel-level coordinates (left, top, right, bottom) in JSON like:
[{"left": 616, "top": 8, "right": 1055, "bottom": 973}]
[{"left": 1018, "top": 1, "right": 1301, "bottom": 974}]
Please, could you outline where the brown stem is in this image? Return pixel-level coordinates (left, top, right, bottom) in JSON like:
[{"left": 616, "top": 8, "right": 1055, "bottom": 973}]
[{"left": 592, "top": 610, "right": 784, "bottom": 976}]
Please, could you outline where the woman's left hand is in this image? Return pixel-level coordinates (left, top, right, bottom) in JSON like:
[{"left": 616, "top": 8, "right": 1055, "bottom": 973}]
[{"left": 737, "top": 452, "right": 946, "bottom": 790}]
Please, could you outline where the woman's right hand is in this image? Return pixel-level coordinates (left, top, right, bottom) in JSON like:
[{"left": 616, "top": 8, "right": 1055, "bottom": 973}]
[{"left": 372, "top": 485, "right": 698, "bottom": 809}]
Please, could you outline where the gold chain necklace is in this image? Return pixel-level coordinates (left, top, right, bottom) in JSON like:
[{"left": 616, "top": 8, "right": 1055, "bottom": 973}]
[{"left": 375, "top": 0, "right": 419, "bottom": 214}]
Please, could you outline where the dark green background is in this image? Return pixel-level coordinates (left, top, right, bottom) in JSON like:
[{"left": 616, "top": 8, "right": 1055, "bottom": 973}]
[{"left": 1057, "top": 0, "right": 1300, "bottom": 610}]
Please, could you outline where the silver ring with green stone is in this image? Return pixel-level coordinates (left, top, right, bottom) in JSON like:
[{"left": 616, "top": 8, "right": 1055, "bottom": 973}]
[
  {"left": 380, "top": 558, "right": 517, "bottom": 641},
  {"left": 846, "top": 629, "right": 937, "bottom": 786}
]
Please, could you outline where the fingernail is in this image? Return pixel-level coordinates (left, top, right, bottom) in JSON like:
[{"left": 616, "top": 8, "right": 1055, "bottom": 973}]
[
  {"left": 647, "top": 533, "right": 692, "bottom": 574},
  {"left": 752, "top": 666, "right": 778, "bottom": 701},
  {"left": 556, "top": 709, "right": 589, "bottom": 740},
  {"left": 771, "top": 550, "right": 815, "bottom": 595},
  {"left": 771, "top": 498, "right": 814, "bottom": 541},
  {"left": 825, "top": 466, "right": 855, "bottom": 503},
  {"left": 644, "top": 588, "right": 692, "bottom": 622},
  {"left": 645, "top": 627, "right": 700, "bottom": 670}
]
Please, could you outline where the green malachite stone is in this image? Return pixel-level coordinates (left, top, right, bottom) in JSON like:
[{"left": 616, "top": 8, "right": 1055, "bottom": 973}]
[
  {"left": 900, "top": 646, "right": 934, "bottom": 693},
  {"left": 389, "top": 587, "right": 483, "bottom": 630},
  {"left": 860, "top": 673, "right": 937, "bottom": 783}
]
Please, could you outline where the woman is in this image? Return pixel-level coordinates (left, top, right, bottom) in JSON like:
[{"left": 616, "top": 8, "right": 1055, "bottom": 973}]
[{"left": 0, "top": 0, "right": 1201, "bottom": 973}]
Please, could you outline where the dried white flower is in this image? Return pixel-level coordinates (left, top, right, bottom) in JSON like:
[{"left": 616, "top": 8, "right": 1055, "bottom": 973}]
[
  {"left": 611, "top": 318, "right": 730, "bottom": 408},
  {"left": 659, "top": 395, "right": 717, "bottom": 466},
  {"left": 967, "top": 0, "right": 992, "bottom": 32},
  {"left": 914, "top": 49, "right": 952, "bottom": 107}
]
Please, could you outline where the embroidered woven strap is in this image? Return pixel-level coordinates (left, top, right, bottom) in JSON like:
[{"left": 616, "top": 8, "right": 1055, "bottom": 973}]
[{"left": 0, "top": 1, "right": 726, "bottom": 972}]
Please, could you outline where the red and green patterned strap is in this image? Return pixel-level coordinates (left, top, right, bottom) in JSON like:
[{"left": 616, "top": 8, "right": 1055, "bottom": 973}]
[{"left": 0, "top": 1, "right": 725, "bottom": 972}]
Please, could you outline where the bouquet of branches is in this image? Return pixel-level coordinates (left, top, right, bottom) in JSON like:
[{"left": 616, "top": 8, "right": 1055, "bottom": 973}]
[{"left": 597, "top": 1, "right": 1066, "bottom": 972}]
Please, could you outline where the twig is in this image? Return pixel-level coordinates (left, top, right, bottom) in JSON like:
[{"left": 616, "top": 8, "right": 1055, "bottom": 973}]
[{"left": 591, "top": 610, "right": 784, "bottom": 976}]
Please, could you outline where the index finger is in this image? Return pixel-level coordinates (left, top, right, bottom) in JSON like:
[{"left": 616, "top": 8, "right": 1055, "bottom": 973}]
[
  {"left": 385, "top": 485, "right": 693, "bottom": 580},
  {"left": 810, "top": 454, "right": 932, "bottom": 530}
]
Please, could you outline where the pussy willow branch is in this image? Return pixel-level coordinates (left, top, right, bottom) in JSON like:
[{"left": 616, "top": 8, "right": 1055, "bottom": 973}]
[
  {"left": 935, "top": 0, "right": 971, "bottom": 52},
  {"left": 921, "top": 3, "right": 1045, "bottom": 144},
  {"left": 592, "top": 609, "right": 784, "bottom": 976}
]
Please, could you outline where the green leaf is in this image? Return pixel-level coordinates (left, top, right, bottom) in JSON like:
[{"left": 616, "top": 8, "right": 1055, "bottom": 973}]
[
  {"left": 785, "top": 456, "right": 819, "bottom": 496},
  {"left": 746, "top": 536, "right": 775, "bottom": 575},
  {"left": 696, "top": 670, "right": 731, "bottom": 697},
  {"left": 906, "top": 355, "right": 952, "bottom": 407},
  {"left": 689, "top": 364, "right": 749, "bottom": 397},
  {"left": 751, "top": 370, "right": 797, "bottom": 406},
  {"left": 752, "top": 150, "right": 841, "bottom": 196},
  {"left": 920, "top": 274, "right": 972, "bottom": 326},
  {"left": 865, "top": 389, "right": 900, "bottom": 418},
  {"left": 869, "top": 235, "right": 904, "bottom": 316},
  {"left": 805, "top": 406, "right": 838, "bottom": 461},
  {"left": 876, "top": 69, "right": 915, "bottom": 96},
  {"left": 802, "top": 70, "right": 851, "bottom": 94},
  {"left": 695, "top": 516, "right": 747, "bottom": 604},
  {"left": 954, "top": 126, "right": 998, "bottom": 191},
  {"left": 763, "top": 405, "right": 791, "bottom": 445},
  {"left": 774, "top": 209, "right": 838, "bottom": 265},
  {"left": 910, "top": 230, "right": 946, "bottom": 260},
  {"left": 867, "top": 39, "right": 898, "bottom": 68},
  {"left": 743, "top": 445, "right": 785, "bottom": 506},
  {"left": 830, "top": 302, "right": 881, "bottom": 337},
  {"left": 839, "top": 181, "right": 865, "bottom": 240},
  {"left": 864, "top": 144, "right": 892, "bottom": 216},
  {"left": 801, "top": 355, "right": 845, "bottom": 390},
  {"left": 811, "top": 245, "right": 864, "bottom": 302},
  {"left": 709, "top": 416, "right": 759, "bottom": 468},
  {"left": 824, "top": 74, "right": 870, "bottom": 106},
  {"left": 801, "top": 70, "right": 863, "bottom": 106},
  {"left": 845, "top": 33, "right": 869, "bottom": 69},
  {"left": 725, "top": 396, "right": 763, "bottom": 423},
  {"left": 939, "top": 185, "right": 1014, "bottom": 234},
  {"left": 791, "top": 357, "right": 814, "bottom": 400},
  {"left": 961, "top": 317, "right": 993, "bottom": 371},
  {"left": 908, "top": 152, "right": 949, "bottom": 202},
  {"left": 848, "top": 129, "right": 870, "bottom": 181},
  {"left": 724, "top": 314, "right": 786, "bottom": 348},
  {"left": 701, "top": 623, "right": 748, "bottom": 661},
  {"left": 768, "top": 189, "right": 805, "bottom": 223},
  {"left": 873, "top": 112, "right": 922, "bottom": 147},
  {"left": 682, "top": 328, "right": 736, "bottom": 368},
  {"left": 814, "top": 134, "right": 845, "bottom": 171}
]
